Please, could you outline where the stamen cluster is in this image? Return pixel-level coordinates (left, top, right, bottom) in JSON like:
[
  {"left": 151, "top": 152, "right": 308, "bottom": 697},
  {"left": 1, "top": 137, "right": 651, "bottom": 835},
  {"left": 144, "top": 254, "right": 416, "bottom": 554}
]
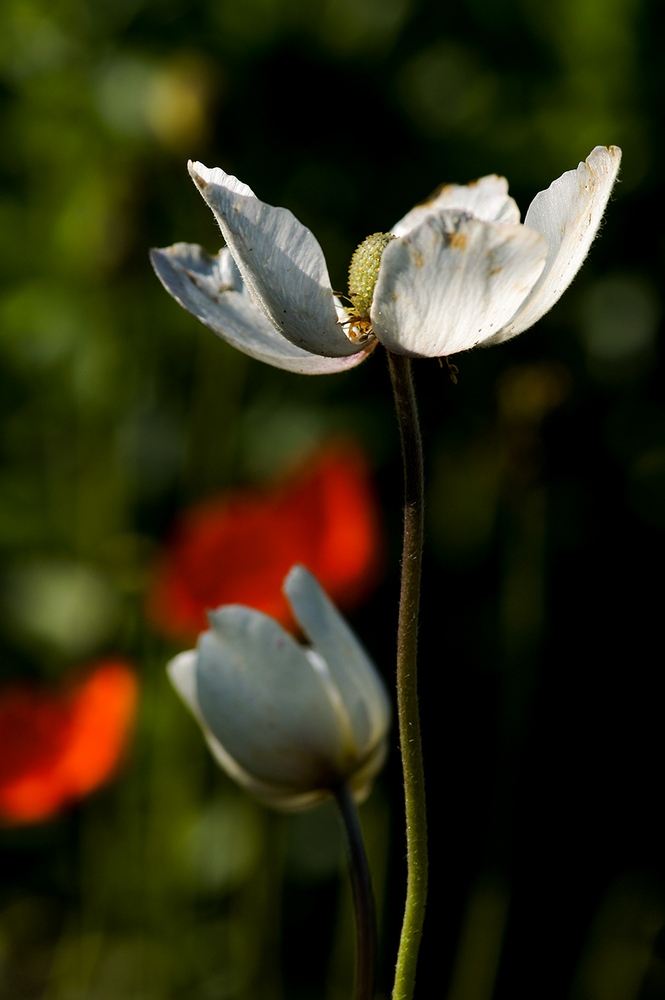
[{"left": 348, "top": 232, "right": 396, "bottom": 318}]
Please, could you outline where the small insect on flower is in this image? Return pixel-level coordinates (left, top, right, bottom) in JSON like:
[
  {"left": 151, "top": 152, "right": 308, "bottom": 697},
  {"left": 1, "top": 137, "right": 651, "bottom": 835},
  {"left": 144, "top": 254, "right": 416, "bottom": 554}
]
[{"left": 151, "top": 147, "right": 621, "bottom": 374}]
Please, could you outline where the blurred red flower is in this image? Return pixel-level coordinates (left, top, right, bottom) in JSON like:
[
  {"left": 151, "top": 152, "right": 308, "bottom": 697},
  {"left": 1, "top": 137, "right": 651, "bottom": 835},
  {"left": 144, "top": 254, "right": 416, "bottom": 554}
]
[
  {"left": 0, "top": 660, "right": 138, "bottom": 825},
  {"left": 147, "top": 443, "right": 384, "bottom": 641}
]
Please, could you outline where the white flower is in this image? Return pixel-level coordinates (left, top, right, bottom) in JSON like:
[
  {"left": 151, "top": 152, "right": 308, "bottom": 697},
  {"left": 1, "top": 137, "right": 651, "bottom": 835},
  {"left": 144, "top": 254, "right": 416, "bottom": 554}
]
[
  {"left": 151, "top": 146, "right": 621, "bottom": 374},
  {"left": 167, "top": 565, "right": 391, "bottom": 810}
]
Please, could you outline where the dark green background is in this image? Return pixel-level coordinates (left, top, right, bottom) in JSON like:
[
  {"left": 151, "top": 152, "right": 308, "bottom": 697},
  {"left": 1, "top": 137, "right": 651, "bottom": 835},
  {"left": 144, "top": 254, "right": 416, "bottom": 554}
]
[{"left": 1, "top": 0, "right": 663, "bottom": 997}]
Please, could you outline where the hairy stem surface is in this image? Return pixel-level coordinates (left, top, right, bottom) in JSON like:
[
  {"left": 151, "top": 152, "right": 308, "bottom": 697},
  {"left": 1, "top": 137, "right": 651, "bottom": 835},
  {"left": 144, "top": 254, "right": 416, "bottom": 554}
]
[
  {"left": 387, "top": 351, "right": 428, "bottom": 1000},
  {"left": 335, "top": 783, "right": 377, "bottom": 1000}
]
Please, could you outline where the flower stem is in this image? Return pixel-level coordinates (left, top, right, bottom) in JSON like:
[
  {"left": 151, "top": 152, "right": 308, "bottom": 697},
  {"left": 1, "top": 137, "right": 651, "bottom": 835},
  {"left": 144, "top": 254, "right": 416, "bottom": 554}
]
[
  {"left": 335, "top": 782, "right": 377, "bottom": 1000},
  {"left": 386, "top": 351, "right": 428, "bottom": 1000}
]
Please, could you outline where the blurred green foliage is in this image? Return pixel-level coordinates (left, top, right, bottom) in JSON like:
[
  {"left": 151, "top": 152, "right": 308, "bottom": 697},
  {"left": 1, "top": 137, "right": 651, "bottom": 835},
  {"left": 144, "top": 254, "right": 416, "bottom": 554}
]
[{"left": 1, "top": 0, "right": 664, "bottom": 998}]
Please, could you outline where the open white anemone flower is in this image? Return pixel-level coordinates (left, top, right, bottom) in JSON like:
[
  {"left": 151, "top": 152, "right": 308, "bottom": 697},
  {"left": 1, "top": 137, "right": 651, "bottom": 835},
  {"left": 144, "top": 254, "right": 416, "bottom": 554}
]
[
  {"left": 151, "top": 146, "right": 621, "bottom": 375},
  {"left": 167, "top": 565, "right": 391, "bottom": 810}
]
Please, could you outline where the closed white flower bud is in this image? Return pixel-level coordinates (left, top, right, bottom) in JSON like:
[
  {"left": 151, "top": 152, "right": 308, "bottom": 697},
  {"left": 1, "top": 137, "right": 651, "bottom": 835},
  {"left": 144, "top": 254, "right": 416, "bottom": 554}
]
[{"left": 167, "top": 565, "right": 391, "bottom": 810}]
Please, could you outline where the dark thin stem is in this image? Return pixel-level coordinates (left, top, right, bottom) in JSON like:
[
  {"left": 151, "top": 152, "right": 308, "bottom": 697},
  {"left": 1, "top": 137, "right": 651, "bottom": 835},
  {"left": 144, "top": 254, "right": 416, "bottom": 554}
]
[
  {"left": 386, "top": 351, "right": 428, "bottom": 1000},
  {"left": 335, "top": 783, "right": 377, "bottom": 1000}
]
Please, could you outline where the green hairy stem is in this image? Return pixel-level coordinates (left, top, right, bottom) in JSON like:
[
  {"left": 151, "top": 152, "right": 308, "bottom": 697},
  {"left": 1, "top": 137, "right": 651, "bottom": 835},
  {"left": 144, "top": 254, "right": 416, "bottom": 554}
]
[{"left": 387, "top": 351, "right": 428, "bottom": 1000}]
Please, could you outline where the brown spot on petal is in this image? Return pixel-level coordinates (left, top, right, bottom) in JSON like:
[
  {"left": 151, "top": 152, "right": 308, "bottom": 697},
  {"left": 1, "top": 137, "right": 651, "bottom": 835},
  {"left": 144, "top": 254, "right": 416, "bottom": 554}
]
[
  {"left": 410, "top": 249, "right": 425, "bottom": 268},
  {"left": 450, "top": 231, "right": 468, "bottom": 251}
]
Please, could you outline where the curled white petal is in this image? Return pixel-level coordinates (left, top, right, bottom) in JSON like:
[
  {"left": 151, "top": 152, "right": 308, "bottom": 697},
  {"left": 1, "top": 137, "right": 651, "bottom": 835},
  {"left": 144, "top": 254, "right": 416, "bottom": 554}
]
[
  {"left": 167, "top": 569, "right": 391, "bottom": 810},
  {"left": 392, "top": 174, "right": 520, "bottom": 237},
  {"left": 167, "top": 649, "right": 326, "bottom": 809},
  {"left": 188, "top": 161, "right": 362, "bottom": 358},
  {"left": 197, "top": 606, "right": 351, "bottom": 792},
  {"left": 150, "top": 243, "right": 373, "bottom": 374},
  {"left": 372, "top": 211, "right": 548, "bottom": 357},
  {"left": 198, "top": 598, "right": 387, "bottom": 807},
  {"left": 284, "top": 565, "right": 391, "bottom": 764},
  {"left": 493, "top": 145, "right": 622, "bottom": 341},
  {"left": 167, "top": 650, "right": 200, "bottom": 719},
  {"left": 167, "top": 650, "right": 256, "bottom": 791}
]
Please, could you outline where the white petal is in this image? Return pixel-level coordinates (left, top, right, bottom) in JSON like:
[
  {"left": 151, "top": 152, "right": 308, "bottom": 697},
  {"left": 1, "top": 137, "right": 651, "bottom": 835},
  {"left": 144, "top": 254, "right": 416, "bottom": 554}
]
[
  {"left": 188, "top": 161, "right": 360, "bottom": 358},
  {"left": 167, "top": 649, "right": 323, "bottom": 809},
  {"left": 371, "top": 211, "right": 548, "bottom": 357},
  {"left": 167, "top": 649, "right": 201, "bottom": 719},
  {"left": 392, "top": 174, "right": 520, "bottom": 237},
  {"left": 150, "top": 243, "right": 372, "bottom": 374},
  {"left": 197, "top": 606, "right": 349, "bottom": 792},
  {"left": 284, "top": 565, "right": 391, "bottom": 758},
  {"left": 168, "top": 648, "right": 247, "bottom": 781},
  {"left": 493, "top": 145, "right": 622, "bottom": 341},
  {"left": 347, "top": 739, "right": 389, "bottom": 804}
]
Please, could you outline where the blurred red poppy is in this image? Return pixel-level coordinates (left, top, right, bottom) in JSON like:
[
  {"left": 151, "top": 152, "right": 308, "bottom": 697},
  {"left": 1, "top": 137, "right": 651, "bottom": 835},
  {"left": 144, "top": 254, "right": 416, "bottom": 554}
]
[
  {"left": 0, "top": 660, "right": 138, "bottom": 825},
  {"left": 147, "top": 443, "right": 384, "bottom": 641}
]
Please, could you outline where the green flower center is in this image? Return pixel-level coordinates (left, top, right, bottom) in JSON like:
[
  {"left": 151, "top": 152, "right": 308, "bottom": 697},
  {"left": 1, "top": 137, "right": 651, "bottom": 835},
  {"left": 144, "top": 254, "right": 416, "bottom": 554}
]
[{"left": 347, "top": 232, "right": 396, "bottom": 318}]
